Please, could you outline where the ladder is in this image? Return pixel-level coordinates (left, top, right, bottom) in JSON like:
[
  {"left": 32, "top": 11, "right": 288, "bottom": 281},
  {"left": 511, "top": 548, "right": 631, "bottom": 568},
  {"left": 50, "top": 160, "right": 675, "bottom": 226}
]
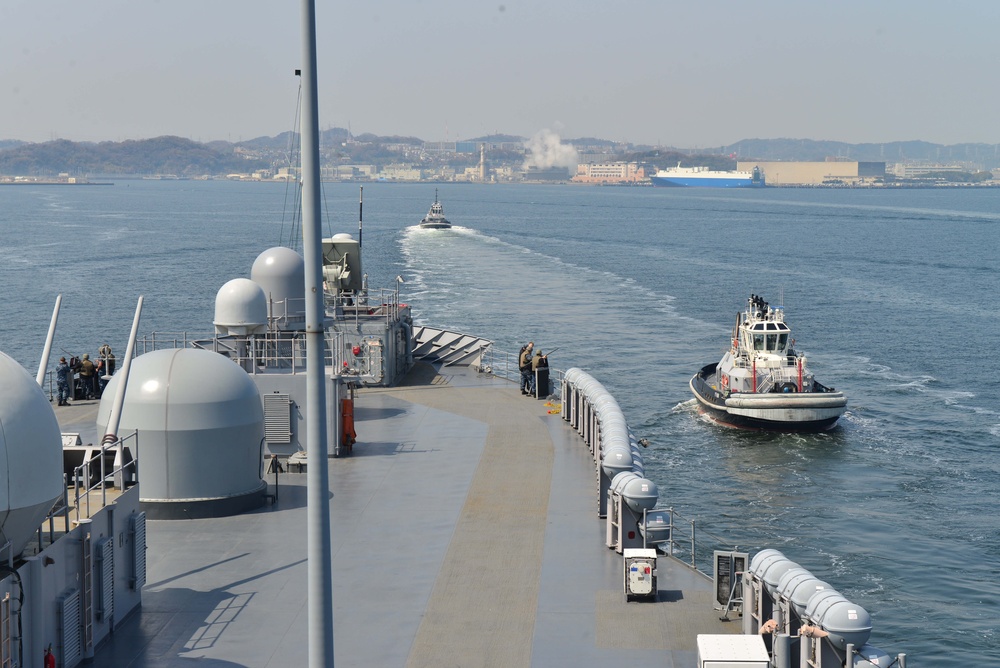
[{"left": 719, "top": 571, "right": 744, "bottom": 621}]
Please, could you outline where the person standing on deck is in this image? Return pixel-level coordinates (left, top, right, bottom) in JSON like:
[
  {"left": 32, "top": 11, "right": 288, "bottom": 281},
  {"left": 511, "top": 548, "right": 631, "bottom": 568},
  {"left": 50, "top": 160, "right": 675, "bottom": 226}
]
[
  {"left": 79, "top": 353, "right": 96, "bottom": 399},
  {"left": 531, "top": 349, "right": 548, "bottom": 397},
  {"left": 519, "top": 342, "right": 534, "bottom": 395},
  {"left": 56, "top": 357, "right": 71, "bottom": 406},
  {"left": 99, "top": 343, "right": 116, "bottom": 375}
]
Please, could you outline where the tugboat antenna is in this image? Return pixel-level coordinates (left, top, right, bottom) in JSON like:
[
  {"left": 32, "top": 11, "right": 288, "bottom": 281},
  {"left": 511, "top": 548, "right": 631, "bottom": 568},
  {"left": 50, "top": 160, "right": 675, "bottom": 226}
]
[{"left": 358, "top": 185, "right": 363, "bottom": 249}]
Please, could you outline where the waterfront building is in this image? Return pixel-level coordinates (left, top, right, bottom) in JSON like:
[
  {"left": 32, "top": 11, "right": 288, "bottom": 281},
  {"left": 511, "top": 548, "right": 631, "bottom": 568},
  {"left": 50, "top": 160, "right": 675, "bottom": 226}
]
[
  {"left": 737, "top": 160, "right": 885, "bottom": 185},
  {"left": 572, "top": 162, "right": 646, "bottom": 184},
  {"left": 888, "top": 163, "right": 970, "bottom": 178}
]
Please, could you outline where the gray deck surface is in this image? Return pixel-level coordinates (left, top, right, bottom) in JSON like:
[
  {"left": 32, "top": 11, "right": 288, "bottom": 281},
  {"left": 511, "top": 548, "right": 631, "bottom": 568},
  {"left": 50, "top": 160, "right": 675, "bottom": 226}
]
[{"left": 57, "top": 363, "right": 738, "bottom": 667}]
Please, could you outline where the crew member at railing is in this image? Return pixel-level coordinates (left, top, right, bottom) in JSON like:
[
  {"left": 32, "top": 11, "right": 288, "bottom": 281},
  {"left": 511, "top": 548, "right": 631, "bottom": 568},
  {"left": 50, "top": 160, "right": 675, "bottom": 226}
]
[
  {"left": 519, "top": 342, "right": 534, "bottom": 395},
  {"left": 531, "top": 349, "right": 548, "bottom": 398}
]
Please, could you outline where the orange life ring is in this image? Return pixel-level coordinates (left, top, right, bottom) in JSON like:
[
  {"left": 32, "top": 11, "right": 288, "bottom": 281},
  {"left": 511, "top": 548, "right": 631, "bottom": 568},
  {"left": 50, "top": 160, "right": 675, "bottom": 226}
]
[{"left": 721, "top": 375, "right": 729, "bottom": 389}]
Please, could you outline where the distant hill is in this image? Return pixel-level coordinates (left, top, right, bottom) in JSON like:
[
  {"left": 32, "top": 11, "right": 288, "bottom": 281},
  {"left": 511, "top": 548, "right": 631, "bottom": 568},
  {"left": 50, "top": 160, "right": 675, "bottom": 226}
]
[
  {"left": 722, "top": 138, "right": 999, "bottom": 166},
  {"left": 3, "top": 131, "right": 998, "bottom": 176},
  {"left": 0, "top": 136, "right": 270, "bottom": 177},
  {"left": 625, "top": 148, "right": 736, "bottom": 171}
]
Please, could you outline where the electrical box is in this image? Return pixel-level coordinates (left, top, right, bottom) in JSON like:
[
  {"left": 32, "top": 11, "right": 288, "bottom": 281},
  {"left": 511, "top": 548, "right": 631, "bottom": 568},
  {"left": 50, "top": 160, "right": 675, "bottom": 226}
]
[
  {"left": 714, "top": 550, "right": 748, "bottom": 611},
  {"left": 696, "top": 634, "right": 769, "bottom": 668},
  {"left": 623, "top": 548, "right": 657, "bottom": 601}
]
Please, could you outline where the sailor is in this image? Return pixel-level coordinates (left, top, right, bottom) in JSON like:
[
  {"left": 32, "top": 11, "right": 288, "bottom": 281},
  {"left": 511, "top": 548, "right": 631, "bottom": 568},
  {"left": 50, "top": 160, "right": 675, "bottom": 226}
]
[
  {"left": 518, "top": 342, "right": 534, "bottom": 395},
  {"left": 79, "top": 353, "right": 97, "bottom": 399},
  {"left": 100, "top": 343, "right": 116, "bottom": 375},
  {"left": 56, "top": 357, "right": 71, "bottom": 406},
  {"left": 530, "top": 349, "right": 548, "bottom": 397}
]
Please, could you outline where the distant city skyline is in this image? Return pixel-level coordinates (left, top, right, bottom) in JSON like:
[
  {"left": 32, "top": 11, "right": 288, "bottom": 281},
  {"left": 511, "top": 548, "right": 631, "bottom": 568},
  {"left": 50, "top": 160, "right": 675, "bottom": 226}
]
[{"left": 3, "top": 1, "right": 999, "bottom": 148}]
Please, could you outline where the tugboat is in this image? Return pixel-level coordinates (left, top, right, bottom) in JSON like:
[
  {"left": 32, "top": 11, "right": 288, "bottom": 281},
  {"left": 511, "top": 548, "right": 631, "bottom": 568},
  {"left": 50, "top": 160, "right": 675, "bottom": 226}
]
[
  {"left": 690, "top": 295, "right": 847, "bottom": 432},
  {"left": 419, "top": 189, "right": 451, "bottom": 229}
]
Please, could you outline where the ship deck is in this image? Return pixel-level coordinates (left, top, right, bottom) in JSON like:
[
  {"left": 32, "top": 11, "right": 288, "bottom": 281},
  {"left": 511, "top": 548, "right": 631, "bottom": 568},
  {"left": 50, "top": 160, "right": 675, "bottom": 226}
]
[{"left": 58, "top": 362, "right": 739, "bottom": 667}]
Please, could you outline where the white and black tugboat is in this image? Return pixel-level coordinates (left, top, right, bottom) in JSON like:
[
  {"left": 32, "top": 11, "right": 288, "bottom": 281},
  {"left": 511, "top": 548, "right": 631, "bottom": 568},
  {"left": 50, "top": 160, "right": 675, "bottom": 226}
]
[
  {"left": 418, "top": 188, "right": 451, "bottom": 229},
  {"left": 690, "top": 295, "right": 847, "bottom": 432}
]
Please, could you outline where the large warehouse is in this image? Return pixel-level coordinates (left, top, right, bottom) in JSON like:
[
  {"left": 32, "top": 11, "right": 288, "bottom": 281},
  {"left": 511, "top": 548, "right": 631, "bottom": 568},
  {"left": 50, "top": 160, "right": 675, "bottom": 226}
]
[{"left": 736, "top": 160, "right": 886, "bottom": 185}]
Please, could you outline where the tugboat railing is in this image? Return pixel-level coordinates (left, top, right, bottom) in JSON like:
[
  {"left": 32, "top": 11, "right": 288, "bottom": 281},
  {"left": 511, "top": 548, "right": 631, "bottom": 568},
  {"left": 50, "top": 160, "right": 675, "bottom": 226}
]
[{"left": 755, "top": 370, "right": 775, "bottom": 393}]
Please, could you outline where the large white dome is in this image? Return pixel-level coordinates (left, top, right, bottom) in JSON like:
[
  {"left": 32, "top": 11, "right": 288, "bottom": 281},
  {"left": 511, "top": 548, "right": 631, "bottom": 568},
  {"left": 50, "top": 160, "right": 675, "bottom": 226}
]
[
  {"left": 97, "top": 348, "right": 266, "bottom": 518},
  {"left": 214, "top": 277, "right": 267, "bottom": 336},
  {"left": 250, "top": 246, "right": 305, "bottom": 322},
  {"left": 0, "top": 352, "right": 63, "bottom": 556}
]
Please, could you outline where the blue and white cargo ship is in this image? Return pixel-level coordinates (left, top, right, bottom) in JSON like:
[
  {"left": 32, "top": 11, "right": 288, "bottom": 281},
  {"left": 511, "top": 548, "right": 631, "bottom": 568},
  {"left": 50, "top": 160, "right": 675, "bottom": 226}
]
[{"left": 651, "top": 163, "right": 765, "bottom": 188}]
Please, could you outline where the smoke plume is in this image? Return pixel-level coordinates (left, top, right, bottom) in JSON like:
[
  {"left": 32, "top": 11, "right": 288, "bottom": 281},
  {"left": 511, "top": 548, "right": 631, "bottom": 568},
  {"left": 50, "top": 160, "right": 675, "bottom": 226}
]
[{"left": 522, "top": 129, "right": 579, "bottom": 172}]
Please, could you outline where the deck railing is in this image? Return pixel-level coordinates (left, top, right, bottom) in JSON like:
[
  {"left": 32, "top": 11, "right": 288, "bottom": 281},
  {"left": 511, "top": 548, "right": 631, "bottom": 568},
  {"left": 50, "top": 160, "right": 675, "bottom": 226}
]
[
  {"left": 22, "top": 431, "right": 141, "bottom": 560},
  {"left": 479, "top": 345, "right": 563, "bottom": 400},
  {"left": 133, "top": 330, "right": 381, "bottom": 377},
  {"left": 69, "top": 431, "right": 140, "bottom": 523},
  {"left": 658, "top": 506, "right": 745, "bottom": 576}
]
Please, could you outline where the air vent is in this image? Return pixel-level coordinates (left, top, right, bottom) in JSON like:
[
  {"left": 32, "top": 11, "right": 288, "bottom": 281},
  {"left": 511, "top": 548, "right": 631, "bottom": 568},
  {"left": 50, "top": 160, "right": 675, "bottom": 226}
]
[
  {"left": 130, "top": 512, "right": 147, "bottom": 590},
  {"left": 96, "top": 538, "right": 114, "bottom": 622},
  {"left": 264, "top": 393, "right": 292, "bottom": 443},
  {"left": 58, "top": 589, "right": 82, "bottom": 666}
]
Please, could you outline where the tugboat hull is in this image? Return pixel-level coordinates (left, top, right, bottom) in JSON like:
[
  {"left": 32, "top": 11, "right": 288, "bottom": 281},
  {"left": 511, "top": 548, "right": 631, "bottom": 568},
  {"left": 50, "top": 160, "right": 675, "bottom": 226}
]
[{"left": 690, "top": 367, "right": 846, "bottom": 433}]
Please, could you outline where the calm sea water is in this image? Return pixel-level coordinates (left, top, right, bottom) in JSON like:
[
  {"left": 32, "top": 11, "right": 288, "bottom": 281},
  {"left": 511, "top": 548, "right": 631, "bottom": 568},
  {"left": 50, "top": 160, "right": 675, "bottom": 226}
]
[{"left": 3, "top": 180, "right": 998, "bottom": 665}]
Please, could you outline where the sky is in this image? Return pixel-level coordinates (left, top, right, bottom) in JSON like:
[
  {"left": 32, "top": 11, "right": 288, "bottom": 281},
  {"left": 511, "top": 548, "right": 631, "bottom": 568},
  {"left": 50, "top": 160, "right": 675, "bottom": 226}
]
[{"left": 3, "top": 0, "right": 999, "bottom": 148}]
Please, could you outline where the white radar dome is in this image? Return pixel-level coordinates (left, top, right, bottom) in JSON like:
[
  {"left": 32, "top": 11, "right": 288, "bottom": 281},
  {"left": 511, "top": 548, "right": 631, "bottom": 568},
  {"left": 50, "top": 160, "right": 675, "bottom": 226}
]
[
  {"left": 97, "top": 348, "right": 266, "bottom": 519},
  {"left": 251, "top": 246, "right": 305, "bottom": 322},
  {"left": 0, "top": 353, "right": 63, "bottom": 556},
  {"left": 214, "top": 278, "right": 268, "bottom": 336}
]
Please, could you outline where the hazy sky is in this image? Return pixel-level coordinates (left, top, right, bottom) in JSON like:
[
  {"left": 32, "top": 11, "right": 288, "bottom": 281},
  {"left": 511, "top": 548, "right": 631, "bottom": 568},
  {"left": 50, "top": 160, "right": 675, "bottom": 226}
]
[{"left": 4, "top": 1, "right": 999, "bottom": 147}]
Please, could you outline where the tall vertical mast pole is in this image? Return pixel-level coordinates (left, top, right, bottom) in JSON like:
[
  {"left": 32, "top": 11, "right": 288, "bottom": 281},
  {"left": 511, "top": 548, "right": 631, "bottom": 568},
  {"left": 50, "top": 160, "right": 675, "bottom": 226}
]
[{"left": 301, "top": 0, "right": 335, "bottom": 665}]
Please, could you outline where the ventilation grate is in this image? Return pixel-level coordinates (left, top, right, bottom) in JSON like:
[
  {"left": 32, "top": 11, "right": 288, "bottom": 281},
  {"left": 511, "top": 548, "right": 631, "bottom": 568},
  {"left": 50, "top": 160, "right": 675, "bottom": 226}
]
[{"left": 264, "top": 393, "right": 292, "bottom": 443}]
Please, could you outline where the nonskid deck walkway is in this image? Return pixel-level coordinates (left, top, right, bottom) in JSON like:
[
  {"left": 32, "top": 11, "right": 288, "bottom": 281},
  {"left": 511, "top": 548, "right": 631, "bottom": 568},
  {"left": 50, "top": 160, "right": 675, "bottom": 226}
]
[{"left": 78, "top": 362, "right": 737, "bottom": 667}]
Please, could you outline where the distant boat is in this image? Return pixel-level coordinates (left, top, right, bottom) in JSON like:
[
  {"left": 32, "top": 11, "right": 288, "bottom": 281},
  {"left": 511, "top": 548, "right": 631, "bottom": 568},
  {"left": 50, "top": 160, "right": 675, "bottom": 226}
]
[
  {"left": 651, "top": 163, "right": 765, "bottom": 188},
  {"left": 419, "top": 189, "right": 451, "bottom": 228}
]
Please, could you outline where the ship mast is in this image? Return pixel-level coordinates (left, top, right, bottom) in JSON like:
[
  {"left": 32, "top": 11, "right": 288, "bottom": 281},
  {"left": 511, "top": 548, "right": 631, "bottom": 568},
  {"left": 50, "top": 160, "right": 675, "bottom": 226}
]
[{"left": 300, "top": 0, "right": 335, "bottom": 665}]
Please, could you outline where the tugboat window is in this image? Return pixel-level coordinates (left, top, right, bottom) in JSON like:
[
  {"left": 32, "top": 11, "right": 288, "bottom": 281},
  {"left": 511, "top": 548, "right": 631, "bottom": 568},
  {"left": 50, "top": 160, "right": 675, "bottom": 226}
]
[
  {"left": 778, "top": 333, "right": 788, "bottom": 350},
  {"left": 754, "top": 334, "right": 765, "bottom": 350},
  {"left": 766, "top": 334, "right": 778, "bottom": 351}
]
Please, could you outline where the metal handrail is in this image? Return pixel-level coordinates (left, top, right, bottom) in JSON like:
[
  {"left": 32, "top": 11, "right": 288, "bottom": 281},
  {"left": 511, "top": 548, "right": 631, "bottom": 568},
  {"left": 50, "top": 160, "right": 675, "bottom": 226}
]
[
  {"left": 71, "top": 431, "right": 140, "bottom": 523},
  {"left": 479, "top": 345, "right": 563, "bottom": 400},
  {"left": 660, "top": 505, "right": 743, "bottom": 576},
  {"left": 134, "top": 330, "right": 376, "bottom": 377}
]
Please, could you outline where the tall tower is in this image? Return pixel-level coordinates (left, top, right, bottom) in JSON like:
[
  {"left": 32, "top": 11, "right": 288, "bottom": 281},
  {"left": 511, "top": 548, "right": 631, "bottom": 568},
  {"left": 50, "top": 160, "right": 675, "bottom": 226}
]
[{"left": 479, "top": 144, "right": 487, "bottom": 182}]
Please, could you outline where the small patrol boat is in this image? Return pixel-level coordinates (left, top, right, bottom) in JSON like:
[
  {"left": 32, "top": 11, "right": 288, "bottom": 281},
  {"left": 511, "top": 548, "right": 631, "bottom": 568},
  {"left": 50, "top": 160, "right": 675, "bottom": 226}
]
[
  {"left": 418, "top": 189, "right": 451, "bottom": 229},
  {"left": 690, "top": 295, "right": 847, "bottom": 432}
]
